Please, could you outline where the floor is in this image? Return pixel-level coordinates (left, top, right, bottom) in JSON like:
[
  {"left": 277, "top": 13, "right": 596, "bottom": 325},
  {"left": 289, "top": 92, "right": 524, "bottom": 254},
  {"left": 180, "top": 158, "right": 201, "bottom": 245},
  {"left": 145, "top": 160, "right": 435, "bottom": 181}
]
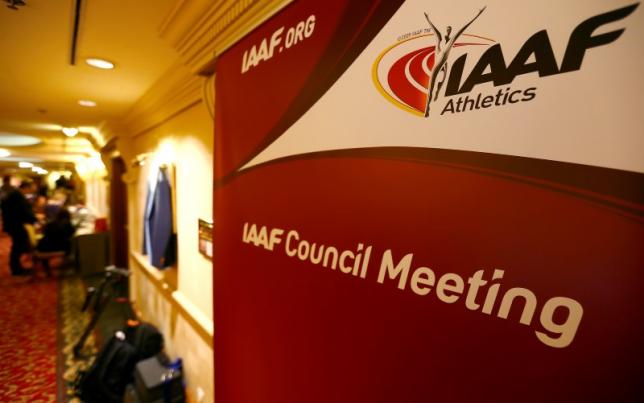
[
  {"left": 0, "top": 231, "right": 58, "bottom": 401},
  {"left": 0, "top": 229, "right": 131, "bottom": 402}
]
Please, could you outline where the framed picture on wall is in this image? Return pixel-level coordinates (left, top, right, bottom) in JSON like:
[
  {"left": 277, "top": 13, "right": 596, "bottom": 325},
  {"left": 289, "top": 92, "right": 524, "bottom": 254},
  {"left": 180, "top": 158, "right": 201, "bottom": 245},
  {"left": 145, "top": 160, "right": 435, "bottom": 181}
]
[{"left": 198, "top": 219, "right": 213, "bottom": 259}]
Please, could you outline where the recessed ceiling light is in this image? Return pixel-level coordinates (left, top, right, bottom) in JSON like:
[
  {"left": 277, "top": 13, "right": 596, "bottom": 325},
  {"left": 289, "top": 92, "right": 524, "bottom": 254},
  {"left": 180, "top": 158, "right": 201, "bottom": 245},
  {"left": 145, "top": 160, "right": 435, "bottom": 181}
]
[
  {"left": 62, "top": 127, "right": 79, "bottom": 137},
  {"left": 0, "top": 133, "right": 42, "bottom": 146},
  {"left": 19, "top": 162, "right": 34, "bottom": 168},
  {"left": 85, "top": 57, "right": 115, "bottom": 70},
  {"left": 0, "top": 148, "right": 11, "bottom": 158},
  {"left": 78, "top": 100, "right": 97, "bottom": 107}
]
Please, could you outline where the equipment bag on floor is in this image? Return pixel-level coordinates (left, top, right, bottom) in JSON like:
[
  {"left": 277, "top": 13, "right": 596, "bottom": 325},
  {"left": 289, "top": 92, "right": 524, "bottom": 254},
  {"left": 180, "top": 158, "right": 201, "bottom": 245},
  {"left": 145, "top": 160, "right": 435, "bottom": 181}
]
[
  {"left": 76, "top": 332, "right": 138, "bottom": 403},
  {"left": 134, "top": 355, "right": 185, "bottom": 403},
  {"left": 75, "top": 322, "right": 164, "bottom": 402}
]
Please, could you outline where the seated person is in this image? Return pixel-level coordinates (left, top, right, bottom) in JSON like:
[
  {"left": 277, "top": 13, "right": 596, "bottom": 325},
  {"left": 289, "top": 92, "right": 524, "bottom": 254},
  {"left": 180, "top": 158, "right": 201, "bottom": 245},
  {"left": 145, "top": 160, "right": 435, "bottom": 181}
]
[
  {"left": 33, "top": 194, "right": 47, "bottom": 223},
  {"left": 44, "top": 190, "right": 67, "bottom": 221},
  {"left": 36, "top": 209, "right": 76, "bottom": 275}
]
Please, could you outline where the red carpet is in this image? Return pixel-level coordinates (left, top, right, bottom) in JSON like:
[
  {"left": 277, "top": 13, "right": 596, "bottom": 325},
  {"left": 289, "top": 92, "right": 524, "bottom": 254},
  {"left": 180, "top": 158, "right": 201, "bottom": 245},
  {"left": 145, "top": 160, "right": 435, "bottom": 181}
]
[{"left": 0, "top": 232, "right": 58, "bottom": 402}]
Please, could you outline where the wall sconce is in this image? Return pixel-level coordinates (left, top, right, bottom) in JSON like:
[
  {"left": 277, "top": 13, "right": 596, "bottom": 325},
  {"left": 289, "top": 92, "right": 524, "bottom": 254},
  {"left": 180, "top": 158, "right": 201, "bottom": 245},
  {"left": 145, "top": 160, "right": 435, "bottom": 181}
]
[{"left": 131, "top": 153, "right": 151, "bottom": 168}]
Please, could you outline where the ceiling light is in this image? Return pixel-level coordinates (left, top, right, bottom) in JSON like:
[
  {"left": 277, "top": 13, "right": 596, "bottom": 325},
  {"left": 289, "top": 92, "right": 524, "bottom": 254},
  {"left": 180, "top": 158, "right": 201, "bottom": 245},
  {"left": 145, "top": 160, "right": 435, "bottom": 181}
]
[
  {"left": 0, "top": 148, "right": 10, "bottom": 158},
  {"left": 62, "top": 127, "right": 79, "bottom": 137},
  {"left": 78, "top": 100, "right": 97, "bottom": 107},
  {"left": 32, "top": 123, "right": 63, "bottom": 131},
  {"left": 85, "top": 58, "right": 115, "bottom": 70},
  {"left": 31, "top": 166, "right": 47, "bottom": 175},
  {"left": 19, "top": 161, "right": 34, "bottom": 168},
  {"left": 0, "top": 133, "right": 42, "bottom": 146}
]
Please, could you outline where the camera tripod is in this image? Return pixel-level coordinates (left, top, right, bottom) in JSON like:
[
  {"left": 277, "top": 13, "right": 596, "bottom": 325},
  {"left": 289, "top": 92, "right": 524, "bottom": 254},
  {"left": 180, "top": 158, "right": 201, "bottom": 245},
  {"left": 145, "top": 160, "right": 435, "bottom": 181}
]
[{"left": 73, "top": 265, "right": 131, "bottom": 358}]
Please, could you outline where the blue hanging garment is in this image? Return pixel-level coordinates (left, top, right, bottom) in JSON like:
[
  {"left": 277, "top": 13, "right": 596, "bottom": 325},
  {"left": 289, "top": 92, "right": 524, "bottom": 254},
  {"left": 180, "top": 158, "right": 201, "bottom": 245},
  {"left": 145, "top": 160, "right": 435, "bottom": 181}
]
[
  {"left": 142, "top": 182, "right": 154, "bottom": 256},
  {"left": 146, "top": 167, "right": 173, "bottom": 268}
]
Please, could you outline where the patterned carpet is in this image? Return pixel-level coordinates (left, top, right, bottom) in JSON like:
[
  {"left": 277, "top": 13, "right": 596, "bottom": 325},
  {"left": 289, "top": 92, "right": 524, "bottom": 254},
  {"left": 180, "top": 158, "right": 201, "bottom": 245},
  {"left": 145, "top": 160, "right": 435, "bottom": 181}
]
[
  {"left": 0, "top": 230, "right": 97, "bottom": 402},
  {"left": 0, "top": 232, "right": 58, "bottom": 402},
  {"left": 59, "top": 275, "right": 97, "bottom": 402}
]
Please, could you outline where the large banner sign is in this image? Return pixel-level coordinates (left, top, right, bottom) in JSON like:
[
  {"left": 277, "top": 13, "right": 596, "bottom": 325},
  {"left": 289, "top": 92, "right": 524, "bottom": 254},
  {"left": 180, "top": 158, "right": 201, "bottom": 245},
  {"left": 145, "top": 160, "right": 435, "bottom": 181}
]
[{"left": 214, "top": 1, "right": 644, "bottom": 402}]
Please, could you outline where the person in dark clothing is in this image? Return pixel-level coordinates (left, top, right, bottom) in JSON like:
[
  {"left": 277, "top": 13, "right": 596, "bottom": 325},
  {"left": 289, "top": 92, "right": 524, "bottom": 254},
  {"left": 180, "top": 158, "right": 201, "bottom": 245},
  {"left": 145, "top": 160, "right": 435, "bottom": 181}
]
[
  {"left": 0, "top": 175, "right": 14, "bottom": 228},
  {"left": 37, "top": 209, "right": 75, "bottom": 254},
  {"left": 1, "top": 181, "right": 36, "bottom": 275},
  {"left": 0, "top": 175, "right": 14, "bottom": 202},
  {"left": 55, "top": 175, "right": 68, "bottom": 190},
  {"left": 33, "top": 176, "right": 49, "bottom": 197},
  {"left": 36, "top": 209, "right": 76, "bottom": 276}
]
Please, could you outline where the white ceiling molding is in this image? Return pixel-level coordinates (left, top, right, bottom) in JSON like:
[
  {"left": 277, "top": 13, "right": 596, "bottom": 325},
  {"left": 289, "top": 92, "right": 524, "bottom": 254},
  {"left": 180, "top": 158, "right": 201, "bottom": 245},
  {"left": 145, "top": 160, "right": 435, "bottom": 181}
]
[
  {"left": 112, "top": 0, "right": 293, "bottom": 140},
  {"left": 159, "top": 0, "right": 293, "bottom": 74}
]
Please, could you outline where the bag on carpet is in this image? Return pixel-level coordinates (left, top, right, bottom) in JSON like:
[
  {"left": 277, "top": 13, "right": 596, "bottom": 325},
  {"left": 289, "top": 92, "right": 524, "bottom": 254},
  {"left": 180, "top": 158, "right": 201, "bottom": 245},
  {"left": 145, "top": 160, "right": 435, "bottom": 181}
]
[
  {"left": 134, "top": 354, "right": 185, "bottom": 403},
  {"left": 76, "top": 332, "right": 137, "bottom": 403},
  {"left": 126, "top": 322, "right": 165, "bottom": 360},
  {"left": 75, "top": 322, "right": 164, "bottom": 403}
]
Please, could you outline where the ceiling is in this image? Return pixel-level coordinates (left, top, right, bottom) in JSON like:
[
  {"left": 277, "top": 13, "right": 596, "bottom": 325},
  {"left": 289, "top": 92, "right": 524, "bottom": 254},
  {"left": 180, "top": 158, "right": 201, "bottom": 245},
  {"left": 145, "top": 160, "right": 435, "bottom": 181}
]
[{"left": 0, "top": 0, "right": 178, "bottom": 171}]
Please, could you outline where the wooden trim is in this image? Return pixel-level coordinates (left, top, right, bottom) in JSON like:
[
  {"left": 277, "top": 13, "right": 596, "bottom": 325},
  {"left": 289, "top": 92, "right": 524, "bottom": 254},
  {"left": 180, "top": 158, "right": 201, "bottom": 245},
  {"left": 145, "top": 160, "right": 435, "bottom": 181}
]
[{"left": 130, "top": 250, "right": 214, "bottom": 347}]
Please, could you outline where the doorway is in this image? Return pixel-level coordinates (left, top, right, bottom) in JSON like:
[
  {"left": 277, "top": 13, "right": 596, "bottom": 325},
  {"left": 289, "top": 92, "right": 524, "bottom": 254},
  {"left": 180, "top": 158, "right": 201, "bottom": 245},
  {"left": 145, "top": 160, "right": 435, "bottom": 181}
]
[{"left": 110, "top": 156, "right": 129, "bottom": 268}]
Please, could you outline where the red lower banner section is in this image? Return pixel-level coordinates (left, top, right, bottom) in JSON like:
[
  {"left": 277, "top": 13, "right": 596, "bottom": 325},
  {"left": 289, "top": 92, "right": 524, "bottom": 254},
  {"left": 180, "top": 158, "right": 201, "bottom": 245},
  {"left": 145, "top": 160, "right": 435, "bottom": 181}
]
[
  {"left": 215, "top": 0, "right": 404, "bottom": 179},
  {"left": 214, "top": 153, "right": 644, "bottom": 403}
]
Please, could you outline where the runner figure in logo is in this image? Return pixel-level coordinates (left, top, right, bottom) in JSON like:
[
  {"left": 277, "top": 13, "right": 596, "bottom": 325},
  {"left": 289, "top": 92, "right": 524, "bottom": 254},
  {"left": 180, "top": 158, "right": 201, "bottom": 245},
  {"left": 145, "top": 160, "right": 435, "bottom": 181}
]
[{"left": 423, "top": 6, "right": 486, "bottom": 117}]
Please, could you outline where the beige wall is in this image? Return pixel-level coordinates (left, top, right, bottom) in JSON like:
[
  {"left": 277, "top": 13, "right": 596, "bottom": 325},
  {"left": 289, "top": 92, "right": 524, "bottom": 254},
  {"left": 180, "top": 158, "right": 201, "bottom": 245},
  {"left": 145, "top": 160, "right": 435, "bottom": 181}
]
[
  {"left": 122, "top": 101, "right": 214, "bottom": 403},
  {"left": 83, "top": 174, "right": 109, "bottom": 218}
]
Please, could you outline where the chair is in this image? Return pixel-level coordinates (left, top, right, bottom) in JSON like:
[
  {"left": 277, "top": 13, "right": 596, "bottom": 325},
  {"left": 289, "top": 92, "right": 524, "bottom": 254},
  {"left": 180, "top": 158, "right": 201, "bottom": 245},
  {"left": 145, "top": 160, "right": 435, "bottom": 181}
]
[{"left": 32, "top": 250, "right": 67, "bottom": 277}]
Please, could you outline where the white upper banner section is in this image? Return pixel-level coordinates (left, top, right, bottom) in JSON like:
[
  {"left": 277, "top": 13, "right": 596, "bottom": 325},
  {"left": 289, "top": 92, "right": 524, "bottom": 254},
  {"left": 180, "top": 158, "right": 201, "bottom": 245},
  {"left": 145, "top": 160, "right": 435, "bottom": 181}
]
[{"left": 242, "top": 0, "right": 644, "bottom": 174}]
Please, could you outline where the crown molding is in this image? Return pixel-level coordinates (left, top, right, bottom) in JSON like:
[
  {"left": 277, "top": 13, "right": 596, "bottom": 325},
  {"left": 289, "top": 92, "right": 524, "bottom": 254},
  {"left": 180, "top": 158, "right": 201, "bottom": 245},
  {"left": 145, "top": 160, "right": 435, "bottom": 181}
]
[
  {"left": 109, "top": 0, "right": 291, "bottom": 144},
  {"left": 159, "top": 0, "right": 211, "bottom": 48},
  {"left": 97, "top": 121, "right": 123, "bottom": 146},
  {"left": 117, "top": 62, "right": 203, "bottom": 139},
  {"left": 160, "top": 0, "right": 293, "bottom": 74}
]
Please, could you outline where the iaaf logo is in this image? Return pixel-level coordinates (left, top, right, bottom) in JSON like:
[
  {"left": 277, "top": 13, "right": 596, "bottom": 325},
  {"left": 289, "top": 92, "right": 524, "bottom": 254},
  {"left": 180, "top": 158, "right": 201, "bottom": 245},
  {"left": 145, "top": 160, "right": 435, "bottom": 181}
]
[{"left": 373, "top": 3, "right": 639, "bottom": 117}]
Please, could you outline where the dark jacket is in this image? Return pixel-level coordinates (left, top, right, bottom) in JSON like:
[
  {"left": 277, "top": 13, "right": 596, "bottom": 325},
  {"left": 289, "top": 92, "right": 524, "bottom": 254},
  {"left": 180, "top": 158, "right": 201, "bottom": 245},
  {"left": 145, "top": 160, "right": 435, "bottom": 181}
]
[
  {"left": 37, "top": 219, "right": 76, "bottom": 253},
  {"left": 1, "top": 189, "right": 36, "bottom": 233}
]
